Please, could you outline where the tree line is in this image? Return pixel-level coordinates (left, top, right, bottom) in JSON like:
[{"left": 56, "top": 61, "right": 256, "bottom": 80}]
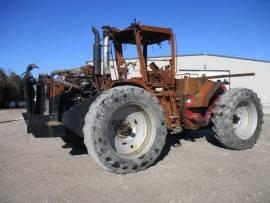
[{"left": 0, "top": 68, "right": 24, "bottom": 108}]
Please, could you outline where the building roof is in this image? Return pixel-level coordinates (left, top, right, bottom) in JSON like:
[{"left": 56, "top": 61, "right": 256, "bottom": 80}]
[
  {"left": 180, "top": 53, "right": 270, "bottom": 63},
  {"left": 86, "top": 53, "right": 270, "bottom": 64}
]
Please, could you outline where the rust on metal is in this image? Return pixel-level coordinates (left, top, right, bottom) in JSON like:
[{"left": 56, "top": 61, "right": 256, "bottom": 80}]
[
  {"left": 22, "top": 22, "right": 256, "bottom": 131},
  {"left": 204, "top": 72, "right": 255, "bottom": 79}
]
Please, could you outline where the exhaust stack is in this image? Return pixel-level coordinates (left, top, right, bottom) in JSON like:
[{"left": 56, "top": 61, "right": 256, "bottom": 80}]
[
  {"left": 102, "top": 26, "right": 111, "bottom": 75},
  {"left": 92, "top": 27, "right": 101, "bottom": 75}
]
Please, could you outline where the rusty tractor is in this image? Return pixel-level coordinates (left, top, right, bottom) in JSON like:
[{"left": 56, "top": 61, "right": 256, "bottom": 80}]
[{"left": 22, "top": 22, "right": 263, "bottom": 173}]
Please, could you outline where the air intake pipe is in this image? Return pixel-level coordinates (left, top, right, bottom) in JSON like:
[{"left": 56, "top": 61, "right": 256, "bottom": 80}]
[{"left": 92, "top": 27, "right": 101, "bottom": 75}]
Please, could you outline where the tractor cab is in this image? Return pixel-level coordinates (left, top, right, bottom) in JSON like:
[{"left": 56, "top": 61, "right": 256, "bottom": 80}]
[{"left": 101, "top": 23, "right": 176, "bottom": 86}]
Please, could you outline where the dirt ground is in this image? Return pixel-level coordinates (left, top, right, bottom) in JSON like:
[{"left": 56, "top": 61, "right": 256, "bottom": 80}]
[{"left": 0, "top": 109, "right": 269, "bottom": 203}]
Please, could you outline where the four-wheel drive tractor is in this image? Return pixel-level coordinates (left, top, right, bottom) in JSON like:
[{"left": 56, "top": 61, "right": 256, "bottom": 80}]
[{"left": 22, "top": 23, "right": 263, "bottom": 174}]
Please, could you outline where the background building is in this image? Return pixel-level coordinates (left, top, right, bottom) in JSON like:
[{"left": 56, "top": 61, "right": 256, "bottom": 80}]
[
  {"left": 177, "top": 54, "right": 270, "bottom": 113},
  {"left": 129, "top": 54, "right": 269, "bottom": 112},
  {"left": 88, "top": 53, "right": 270, "bottom": 113}
]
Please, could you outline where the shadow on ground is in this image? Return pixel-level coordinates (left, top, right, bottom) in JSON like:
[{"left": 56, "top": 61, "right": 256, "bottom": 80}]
[
  {"left": 155, "top": 128, "right": 224, "bottom": 164},
  {"left": 59, "top": 128, "right": 224, "bottom": 160},
  {"left": 27, "top": 112, "right": 224, "bottom": 159},
  {"left": 61, "top": 130, "right": 87, "bottom": 156}
]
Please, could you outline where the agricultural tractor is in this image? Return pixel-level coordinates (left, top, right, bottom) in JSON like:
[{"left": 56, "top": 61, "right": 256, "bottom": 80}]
[{"left": 23, "top": 22, "right": 263, "bottom": 173}]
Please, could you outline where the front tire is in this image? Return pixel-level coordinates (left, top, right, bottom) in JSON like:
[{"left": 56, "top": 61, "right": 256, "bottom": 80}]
[
  {"left": 83, "top": 86, "right": 167, "bottom": 173},
  {"left": 212, "top": 88, "right": 263, "bottom": 150}
]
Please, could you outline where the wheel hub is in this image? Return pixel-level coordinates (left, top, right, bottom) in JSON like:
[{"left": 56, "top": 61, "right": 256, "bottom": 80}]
[
  {"left": 114, "top": 120, "right": 133, "bottom": 138},
  {"left": 232, "top": 114, "right": 241, "bottom": 127},
  {"left": 108, "top": 105, "right": 155, "bottom": 159},
  {"left": 232, "top": 100, "right": 258, "bottom": 140}
]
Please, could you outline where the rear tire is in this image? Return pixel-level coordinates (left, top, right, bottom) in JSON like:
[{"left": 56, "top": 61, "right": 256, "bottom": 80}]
[
  {"left": 212, "top": 88, "right": 263, "bottom": 150},
  {"left": 83, "top": 86, "right": 167, "bottom": 173}
]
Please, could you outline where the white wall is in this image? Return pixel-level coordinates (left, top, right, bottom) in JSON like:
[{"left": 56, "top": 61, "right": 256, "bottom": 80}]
[
  {"left": 88, "top": 54, "right": 270, "bottom": 112},
  {"left": 177, "top": 55, "right": 270, "bottom": 106}
]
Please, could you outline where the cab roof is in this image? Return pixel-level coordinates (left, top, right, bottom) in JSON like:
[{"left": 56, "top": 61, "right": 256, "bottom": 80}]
[{"left": 111, "top": 24, "right": 173, "bottom": 45}]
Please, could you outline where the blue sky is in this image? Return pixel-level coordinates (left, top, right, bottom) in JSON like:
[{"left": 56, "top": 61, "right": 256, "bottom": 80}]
[{"left": 0, "top": 0, "right": 269, "bottom": 75}]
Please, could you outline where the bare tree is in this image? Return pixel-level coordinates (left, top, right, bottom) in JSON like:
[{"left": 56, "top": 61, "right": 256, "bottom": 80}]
[
  {"left": 0, "top": 68, "right": 7, "bottom": 107},
  {"left": 0, "top": 68, "right": 24, "bottom": 108}
]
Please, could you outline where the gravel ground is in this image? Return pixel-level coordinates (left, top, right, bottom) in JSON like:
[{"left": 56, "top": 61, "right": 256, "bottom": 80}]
[{"left": 0, "top": 109, "right": 269, "bottom": 203}]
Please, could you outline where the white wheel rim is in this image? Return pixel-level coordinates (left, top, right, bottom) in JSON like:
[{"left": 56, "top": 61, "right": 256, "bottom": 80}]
[
  {"left": 232, "top": 100, "right": 258, "bottom": 140},
  {"left": 108, "top": 104, "right": 155, "bottom": 158}
]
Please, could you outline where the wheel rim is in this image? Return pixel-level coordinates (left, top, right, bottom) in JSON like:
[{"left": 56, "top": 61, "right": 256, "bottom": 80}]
[
  {"left": 108, "top": 104, "right": 155, "bottom": 159},
  {"left": 232, "top": 100, "right": 258, "bottom": 140}
]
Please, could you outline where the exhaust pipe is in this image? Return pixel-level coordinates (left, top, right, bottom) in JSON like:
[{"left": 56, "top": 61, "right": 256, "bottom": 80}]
[
  {"left": 92, "top": 27, "right": 101, "bottom": 75},
  {"left": 102, "top": 26, "right": 111, "bottom": 75}
]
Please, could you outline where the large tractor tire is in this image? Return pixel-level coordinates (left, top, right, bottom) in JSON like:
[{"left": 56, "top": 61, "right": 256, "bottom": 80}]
[
  {"left": 83, "top": 86, "right": 167, "bottom": 173},
  {"left": 212, "top": 88, "right": 263, "bottom": 150}
]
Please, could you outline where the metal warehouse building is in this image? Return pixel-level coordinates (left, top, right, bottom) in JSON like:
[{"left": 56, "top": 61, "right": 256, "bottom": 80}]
[
  {"left": 177, "top": 54, "right": 270, "bottom": 112},
  {"left": 127, "top": 53, "right": 269, "bottom": 112},
  {"left": 88, "top": 53, "right": 270, "bottom": 113}
]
